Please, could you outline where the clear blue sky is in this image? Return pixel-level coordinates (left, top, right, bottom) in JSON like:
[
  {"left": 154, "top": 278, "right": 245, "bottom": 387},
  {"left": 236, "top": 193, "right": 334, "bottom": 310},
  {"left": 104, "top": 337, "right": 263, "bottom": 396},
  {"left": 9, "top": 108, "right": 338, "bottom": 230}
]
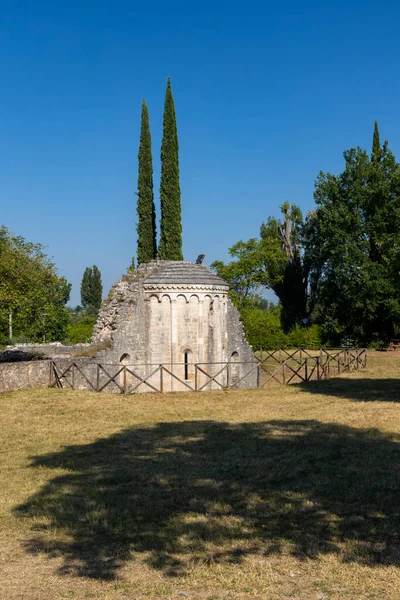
[{"left": 1, "top": 1, "right": 400, "bottom": 305}]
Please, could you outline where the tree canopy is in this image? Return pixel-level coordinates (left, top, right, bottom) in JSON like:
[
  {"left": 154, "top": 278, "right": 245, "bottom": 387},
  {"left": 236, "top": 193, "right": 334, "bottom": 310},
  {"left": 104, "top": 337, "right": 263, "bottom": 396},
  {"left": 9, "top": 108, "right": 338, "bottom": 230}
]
[
  {"left": 304, "top": 125, "right": 400, "bottom": 345},
  {"left": 211, "top": 202, "right": 307, "bottom": 330},
  {"left": 0, "top": 226, "right": 71, "bottom": 343}
]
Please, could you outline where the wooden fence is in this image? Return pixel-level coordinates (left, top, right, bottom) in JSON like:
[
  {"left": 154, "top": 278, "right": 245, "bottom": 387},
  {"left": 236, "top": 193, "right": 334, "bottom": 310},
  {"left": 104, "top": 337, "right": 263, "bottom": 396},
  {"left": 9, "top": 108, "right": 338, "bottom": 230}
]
[
  {"left": 255, "top": 348, "right": 367, "bottom": 386},
  {"left": 49, "top": 348, "right": 367, "bottom": 394}
]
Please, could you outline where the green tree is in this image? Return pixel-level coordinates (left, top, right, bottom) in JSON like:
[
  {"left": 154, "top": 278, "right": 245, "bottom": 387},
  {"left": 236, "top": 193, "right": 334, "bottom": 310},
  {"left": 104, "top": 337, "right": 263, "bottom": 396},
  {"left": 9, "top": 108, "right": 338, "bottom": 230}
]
[
  {"left": 0, "top": 226, "right": 71, "bottom": 343},
  {"left": 211, "top": 203, "right": 308, "bottom": 330},
  {"left": 136, "top": 100, "right": 156, "bottom": 264},
  {"left": 211, "top": 238, "right": 270, "bottom": 308},
  {"left": 127, "top": 256, "right": 136, "bottom": 273},
  {"left": 65, "top": 308, "right": 97, "bottom": 344},
  {"left": 158, "top": 78, "right": 183, "bottom": 260},
  {"left": 80, "top": 267, "right": 91, "bottom": 307},
  {"left": 372, "top": 120, "right": 381, "bottom": 162},
  {"left": 260, "top": 202, "right": 307, "bottom": 329},
  {"left": 80, "top": 265, "right": 103, "bottom": 314},
  {"left": 303, "top": 123, "right": 400, "bottom": 345}
]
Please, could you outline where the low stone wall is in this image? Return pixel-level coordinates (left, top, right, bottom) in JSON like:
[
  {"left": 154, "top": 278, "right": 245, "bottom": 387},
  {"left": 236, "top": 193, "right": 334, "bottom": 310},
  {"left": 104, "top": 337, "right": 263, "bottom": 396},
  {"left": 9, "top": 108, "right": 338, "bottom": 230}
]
[
  {"left": 1, "top": 343, "right": 90, "bottom": 362},
  {"left": 0, "top": 360, "right": 51, "bottom": 393}
]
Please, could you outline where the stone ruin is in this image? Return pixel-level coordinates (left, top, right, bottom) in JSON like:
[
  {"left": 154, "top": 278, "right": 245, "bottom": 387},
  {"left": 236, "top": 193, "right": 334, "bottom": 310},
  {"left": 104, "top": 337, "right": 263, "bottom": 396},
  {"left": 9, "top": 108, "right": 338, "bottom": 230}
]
[{"left": 92, "top": 260, "right": 256, "bottom": 391}]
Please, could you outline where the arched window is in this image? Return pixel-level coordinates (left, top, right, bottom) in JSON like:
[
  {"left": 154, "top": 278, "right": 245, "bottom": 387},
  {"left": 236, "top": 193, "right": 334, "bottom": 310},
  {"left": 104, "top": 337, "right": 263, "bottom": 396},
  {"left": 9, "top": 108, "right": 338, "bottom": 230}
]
[
  {"left": 120, "top": 353, "right": 131, "bottom": 365},
  {"left": 230, "top": 351, "right": 239, "bottom": 386},
  {"left": 184, "top": 349, "right": 192, "bottom": 380},
  {"left": 119, "top": 354, "right": 131, "bottom": 390}
]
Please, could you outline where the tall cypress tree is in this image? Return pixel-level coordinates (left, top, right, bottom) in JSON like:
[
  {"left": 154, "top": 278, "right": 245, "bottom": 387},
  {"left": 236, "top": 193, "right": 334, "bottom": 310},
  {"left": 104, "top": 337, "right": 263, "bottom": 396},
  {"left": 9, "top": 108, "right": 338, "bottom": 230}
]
[
  {"left": 136, "top": 100, "right": 156, "bottom": 264},
  {"left": 372, "top": 120, "right": 381, "bottom": 161},
  {"left": 91, "top": 265, "right": 103, "bottom": 311},
  {"left": 80, "top": 265, "right": 103, "bottom": 313},
  {"left": 80, "top": 267, "right": 92, "bottom": 308},
  {"left": 158, "top": 77, "right": 183, "bottom": 260}
]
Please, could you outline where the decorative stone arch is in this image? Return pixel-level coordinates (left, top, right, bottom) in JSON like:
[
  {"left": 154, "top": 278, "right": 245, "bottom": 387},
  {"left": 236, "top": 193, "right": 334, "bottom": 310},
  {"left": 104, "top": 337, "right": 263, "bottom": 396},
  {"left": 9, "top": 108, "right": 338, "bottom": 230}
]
[
  {"left": 148, "top": 294, "right": 160, "bottom": 303},
  {"left": 203, "top": 294, "right": 213, "bottom": 312},
  {"left": 161, "top": 294, "right": 172, "bottom": 303},
  {"left": 212, "top": 295, "right": 220, "bottom": 312},
  {"left": 189, "top": 294, "right": 200, "bottom": 302},
  {"left": 176, "top": 293, "right": 188, "bottom": 303}
]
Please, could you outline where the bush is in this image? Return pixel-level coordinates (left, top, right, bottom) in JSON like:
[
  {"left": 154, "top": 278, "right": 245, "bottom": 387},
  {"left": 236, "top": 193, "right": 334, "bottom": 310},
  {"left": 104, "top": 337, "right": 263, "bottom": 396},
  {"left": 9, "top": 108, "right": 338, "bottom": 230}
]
[
  {"left": 241, "top": 305, "right": 285, "bottom": 349},
  {"left": 65, "top": 314, "right": 97, "bottom": 344},
  {"left": 286, "top": 324, "right": 323, "bottom": 349},
  {"left": 240, "top": 303, "right": 323, "bottom": 350}
]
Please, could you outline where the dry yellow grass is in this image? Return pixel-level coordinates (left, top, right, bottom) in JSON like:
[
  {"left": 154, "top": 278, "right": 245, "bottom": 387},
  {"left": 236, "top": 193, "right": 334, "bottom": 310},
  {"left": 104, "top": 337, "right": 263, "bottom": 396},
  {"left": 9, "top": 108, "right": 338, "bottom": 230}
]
[{"left": 0, "top": 353, "right": 399, "bottom": 599}]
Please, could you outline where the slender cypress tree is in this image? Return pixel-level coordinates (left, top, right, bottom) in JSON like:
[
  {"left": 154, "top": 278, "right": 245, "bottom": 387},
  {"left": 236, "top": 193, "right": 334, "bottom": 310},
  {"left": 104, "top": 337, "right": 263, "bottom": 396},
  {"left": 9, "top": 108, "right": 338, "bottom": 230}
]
[
  {"left": 91, "top": 265, "right": 103, "bottom": 311},
  {"left": 372, "top": 120, "right": 381, "bottom": 161},
  {"left": 80, "top": 267, "right": 92, "bottom": 308},
  {"left": 80, "top": 265, "right": 103, "bottom": 313},
  {"left": 136, "top": 100, "right": 156, "bottom": 263},
  {"left": 158, "top": 78, "right": 183, "bottom": 260}
]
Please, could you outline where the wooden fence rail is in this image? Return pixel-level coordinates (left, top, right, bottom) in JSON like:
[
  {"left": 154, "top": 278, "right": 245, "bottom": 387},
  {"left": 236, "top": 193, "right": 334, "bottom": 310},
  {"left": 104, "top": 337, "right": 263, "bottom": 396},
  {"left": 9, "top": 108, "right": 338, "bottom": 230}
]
[{"left": 49, "top": 348, "right": 367, "bottom": 394}]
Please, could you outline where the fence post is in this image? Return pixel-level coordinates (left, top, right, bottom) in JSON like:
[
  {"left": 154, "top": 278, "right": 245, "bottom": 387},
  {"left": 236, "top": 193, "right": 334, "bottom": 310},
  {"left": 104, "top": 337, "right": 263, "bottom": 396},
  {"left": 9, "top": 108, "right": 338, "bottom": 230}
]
[
  {"left": 49, "top": 361, "right": 53, "bottom": 387},
  {"left": 123, "top": 366, "right": 127, "bottom": 394},
  {"left": 96, "top": 364, "right": 100, "bottom": 392},
  {"left": 282, "top": 361, "right": 286, "bottom": 385},
  {"left": 305, "top": 358, "right": 308, "bottom": 381},
  {"left": 195, "top": 364, "right": 198, "bottom": 391},
  {"left": 72, "top": 364, "right": 75, "bottom": 389},
  {"left": 257, "top": 363, "right": 261, "bottom": 387},
  {"left": 317, "top": 357, "right": 320, "bottom": 380},
  {"left": 160, "top": 365, "right": 164, "bottom": 393}
]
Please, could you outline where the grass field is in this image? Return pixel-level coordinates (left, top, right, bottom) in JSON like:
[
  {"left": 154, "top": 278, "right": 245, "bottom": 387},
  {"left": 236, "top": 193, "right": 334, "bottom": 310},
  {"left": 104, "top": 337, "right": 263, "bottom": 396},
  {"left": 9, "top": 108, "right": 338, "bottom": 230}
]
[{"left": 1, "top": 353, "right": 400, "bottom": 599}]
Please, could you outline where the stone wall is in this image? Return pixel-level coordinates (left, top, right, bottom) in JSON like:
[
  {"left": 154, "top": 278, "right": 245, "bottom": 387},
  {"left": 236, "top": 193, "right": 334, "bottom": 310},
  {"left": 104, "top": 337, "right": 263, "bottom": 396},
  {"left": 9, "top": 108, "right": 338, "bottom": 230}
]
[
  {"left": 1, "top": 343, "right": 91, "bottom": 362},
  {"left": 0, "top": 360, "right": 51, "bottom": 393}
]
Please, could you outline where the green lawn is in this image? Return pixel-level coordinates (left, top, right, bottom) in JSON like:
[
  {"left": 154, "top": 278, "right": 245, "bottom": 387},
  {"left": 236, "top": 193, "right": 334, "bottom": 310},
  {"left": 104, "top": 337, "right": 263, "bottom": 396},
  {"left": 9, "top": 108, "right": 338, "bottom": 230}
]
[{"left": 1, "top": 353, "right": 400, "bottom": 599}]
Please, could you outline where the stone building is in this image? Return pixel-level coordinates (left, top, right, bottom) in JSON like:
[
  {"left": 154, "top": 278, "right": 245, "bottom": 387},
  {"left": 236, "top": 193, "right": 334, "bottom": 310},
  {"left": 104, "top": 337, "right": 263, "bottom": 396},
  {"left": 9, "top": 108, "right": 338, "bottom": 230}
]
[{"left": 93, "top": 260, "right": 256, "bottom": 391}]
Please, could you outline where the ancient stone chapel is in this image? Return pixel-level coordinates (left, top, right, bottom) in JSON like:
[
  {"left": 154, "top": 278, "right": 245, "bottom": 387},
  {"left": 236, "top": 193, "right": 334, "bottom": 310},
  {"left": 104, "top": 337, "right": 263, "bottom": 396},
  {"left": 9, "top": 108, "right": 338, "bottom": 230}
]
[{"left": 92, "top": 260, "right": 256, "bottom": 390}]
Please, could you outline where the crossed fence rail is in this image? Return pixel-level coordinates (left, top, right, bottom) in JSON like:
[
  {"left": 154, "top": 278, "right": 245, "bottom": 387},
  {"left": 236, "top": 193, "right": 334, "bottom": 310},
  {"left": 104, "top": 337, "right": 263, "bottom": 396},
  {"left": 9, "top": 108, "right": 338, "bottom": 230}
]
[{"left": 49, "top": 348, "right": 367, "bottom": 394}]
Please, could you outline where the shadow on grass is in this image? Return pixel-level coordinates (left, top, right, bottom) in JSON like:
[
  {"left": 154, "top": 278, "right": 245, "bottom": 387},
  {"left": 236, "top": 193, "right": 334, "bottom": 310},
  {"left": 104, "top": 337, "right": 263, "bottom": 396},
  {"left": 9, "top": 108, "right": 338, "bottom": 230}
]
[
  {"left": 297, "top": 377, "right": 400, "bottom": 402},
  {"left": 16, "top": 419, "right": 400, "bottom": 580}
]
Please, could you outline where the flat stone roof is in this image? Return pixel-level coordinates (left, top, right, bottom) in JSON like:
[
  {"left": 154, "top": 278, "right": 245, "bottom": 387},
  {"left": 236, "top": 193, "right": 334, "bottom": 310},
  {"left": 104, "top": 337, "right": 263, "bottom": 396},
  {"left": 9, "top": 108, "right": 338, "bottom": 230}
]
[{"left": 142, "top": 261, "right": 229, "bottom": 288}]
